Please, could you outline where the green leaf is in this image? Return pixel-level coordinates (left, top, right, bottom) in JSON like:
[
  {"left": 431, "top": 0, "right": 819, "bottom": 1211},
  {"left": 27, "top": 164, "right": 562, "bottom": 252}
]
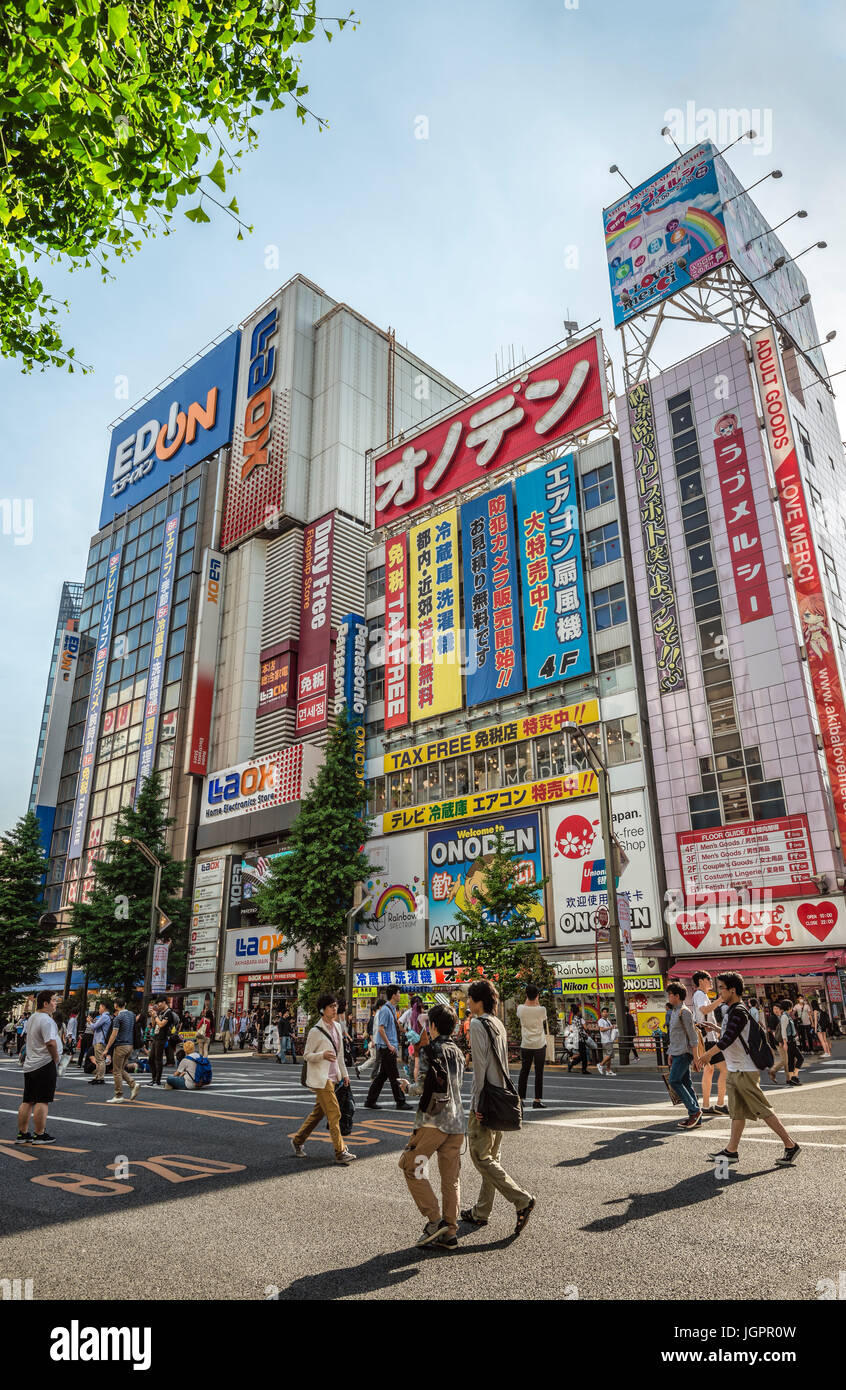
[
  {"left": 108, "top": 5, "right": 128, "bottom": 41},
  {"left": 208, "top": 157, "right": 226, "bottom": 192},
  {"left": 184, "top": 203, "right": 210, "bottom": 223}
]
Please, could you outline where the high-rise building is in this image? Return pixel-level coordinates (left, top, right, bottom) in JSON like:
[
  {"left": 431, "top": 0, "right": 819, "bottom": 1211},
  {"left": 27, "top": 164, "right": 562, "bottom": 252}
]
[{"left": 29, "top": 580, "right": 84, "bottom": 855}]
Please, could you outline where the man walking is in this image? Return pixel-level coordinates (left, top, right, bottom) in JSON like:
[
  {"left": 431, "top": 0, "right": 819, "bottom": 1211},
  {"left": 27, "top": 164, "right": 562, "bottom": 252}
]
[
  {"left": 399, "top": 1002, "right": 466, "bottom": 1250},
  {"left": 103, "top": 998, "right": 141, "bottom": 1104},
  {"left": 16, "top": 991, "right": 60, "bottom": 1144},
  {"left": 516, "top": 984, "right": 548, "bottom": 1109},
  {"left": 769, "top": 1000, "right": 801, "bottom": 1086},
  {"left": 666, "top": 982, "right": 702, "bottom": 1129},
  {"left": 277, "top": 1006, "right": 296, "bottom": 1063},
  {"left": 290, "top": 993, "right": 356, "bottom": 1165},
  {"left": 696, "top": 971, "right": 800, "bottom": 1167},
  {"left": 692, "top": 970, "right": 728, "bottom": 1116},
  {"left": 364, "top": 984, "right": 408, "bottom": 1110},
  {"left": 88, "top": 999, "right": 112, "bottom": 1086},
  {"left": 461, "top": 979, "right": 535, "bottom": 1236},
  {"left": 221, "top": 1008, "right": 236, "bottom": 1052},
  {"left": 597, "top": 1006, "right": 617, "bottom": 1077}
]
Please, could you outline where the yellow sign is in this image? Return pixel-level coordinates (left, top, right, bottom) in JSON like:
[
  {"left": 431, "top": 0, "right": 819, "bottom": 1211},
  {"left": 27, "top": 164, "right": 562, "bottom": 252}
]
[
  {"left": 557, "top": 975, "right": 664, "bottom": 994},
  {"left": 382, "top": 770, "right": 597, "bottom": 834},
  {"left": 409, "top": 508, "right": 462, "bottom": 720},
  {"left": 383, "top": 698, "right": 599, "bottom": 774}
]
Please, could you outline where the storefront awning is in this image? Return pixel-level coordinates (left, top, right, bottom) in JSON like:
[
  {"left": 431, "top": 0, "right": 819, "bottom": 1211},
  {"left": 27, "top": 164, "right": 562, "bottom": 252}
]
[{"left": 669, "top": 951, "right": 846, "bottom": 978}]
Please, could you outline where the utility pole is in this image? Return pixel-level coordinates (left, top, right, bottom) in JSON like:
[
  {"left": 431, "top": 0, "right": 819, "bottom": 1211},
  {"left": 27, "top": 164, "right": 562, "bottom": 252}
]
[
  {"left": 344, "top": 891, "right": 373, "bottom": 1018},
  {"left": 121, "top": 837, "right": 164, "bottom": 1009}
]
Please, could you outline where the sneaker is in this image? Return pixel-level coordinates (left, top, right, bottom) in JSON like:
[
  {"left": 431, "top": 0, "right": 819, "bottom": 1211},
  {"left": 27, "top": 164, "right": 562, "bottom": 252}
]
[
  {"left": 713, "top": 1104, "right": 729, "bottom": 1116},
  {"left": 700, "top": 1106, "right": 716, "bottom": 1116},
  {"left": 775, "top": 1143, "right": 801, "bottom": 1167},
  {"left": 787, "top": 1077, "right": 801, "bottom": 1086},
  {"left": 291, "top": 1138, "right": 306, "bottom": 1158},
  {"left": 708, "top": 1148, "right": 739, "bottom": 1164},
  {"left": 435, "top": 1232, "right": 458, "bottom": 1251},
  {"left": 532, "top": 1100, "right": 547, "bottom": 1109},
  {"left": 682, "top": 1111, "right": 703, "bottom": 1129},
  {"left": 416, "top": 1220, "right": 448, "bottom": 1248},
  {"left": 105, "top": 1095, "right": 125, "bottom": 1104},
  {"left": 87, "top": 1078, "right": 105, "bottom": 1086},
  {"left": 605, "top": 1069, "right": 617, "bottom": 1077},
  {"left": 597, "top": 1064, "right": 606, "bottom": 1076},
  {"left": 14, "top": 1131, "right": 33, "bottom": 1144},
  {"left": 30, "top": 1132, "right": 56, "bottom": 1144},
  {"left": 129, "top": 1081, "right": 140, "bottom": 1101},
  {"left": 460, "top": 1208, "right": 488, "bottom": 1227},
  {"left": 335, "top": 1149, "right": 357, "bottom": 1165},
  {"left": 514, "top": 1197, "right": 535, "bottom": 1236}
]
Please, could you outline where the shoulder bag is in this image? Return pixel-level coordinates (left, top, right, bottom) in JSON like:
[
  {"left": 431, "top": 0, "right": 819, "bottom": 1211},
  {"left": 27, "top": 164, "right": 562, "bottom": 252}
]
[{"left": 477, "top": 1017, "right": 522, "bottom": 1132}]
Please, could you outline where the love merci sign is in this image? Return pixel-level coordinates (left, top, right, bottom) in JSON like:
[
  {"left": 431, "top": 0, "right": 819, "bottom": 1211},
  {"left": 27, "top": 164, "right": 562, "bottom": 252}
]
[{"left": 670, "top": 896, "right": 846, "bottom": 955}]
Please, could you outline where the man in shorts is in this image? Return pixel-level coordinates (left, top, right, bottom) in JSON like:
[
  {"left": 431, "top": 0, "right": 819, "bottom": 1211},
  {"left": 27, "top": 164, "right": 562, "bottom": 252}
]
[
  {"left": 16, "top": 990, "right": 60, "bottom": 1144},
  {"left": 695, "top": 970, "right": 799, "bottom": 1167},
  {"left": 691, "top": 969, "right": 728, "bottom": 1116}
]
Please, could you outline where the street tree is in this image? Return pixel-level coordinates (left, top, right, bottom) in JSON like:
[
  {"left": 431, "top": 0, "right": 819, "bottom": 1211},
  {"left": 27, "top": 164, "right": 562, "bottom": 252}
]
[
  {"left": 71, "top": 771, "right": 188, "bottom": 998},
  {"left": 0, "top": 1, "right": 355, "bottom": 372},
  {"left": 255, "top": 705, "right": 372, "bottom": 1018},
  {"left": 0, "top": 811, "right": 50, "bottom": 1013}
]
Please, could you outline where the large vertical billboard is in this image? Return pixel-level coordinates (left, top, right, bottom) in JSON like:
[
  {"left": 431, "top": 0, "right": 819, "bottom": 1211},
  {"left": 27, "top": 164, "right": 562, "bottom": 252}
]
[
  {"left": 515, "top": 456, "right": 590, "bottom": 689},
  {"left": 221, "top": 295, "right": 287, "bottom": 549},
  {"left": 68, "top": 549, "right": 122, "bottom": 858},
  {"left": 408, "top": 508, "right": 462, "bottom": 720},
  {"left": 460, "top": 485, "right": 524, "bottom": 706},
  {"left": 135, "top": 510, "right": 180, "bottom": 797},
  {"left": 384, "top": 533, "right": 409, "bottom": 730},
  {"left": 334, "top": 613, "right": 367, "bottom": 795},
  {"left": 710, "top": 409, "right": 773, "bottom": 623},
  {"left": 295, "top": 512, "right": 334, "bottom": 734},
  {"left": 751, "top": 327, "right": 846, "bottom": 849},
  {"left": 185, "top": 549, "right": 224, "bottom": 776}
]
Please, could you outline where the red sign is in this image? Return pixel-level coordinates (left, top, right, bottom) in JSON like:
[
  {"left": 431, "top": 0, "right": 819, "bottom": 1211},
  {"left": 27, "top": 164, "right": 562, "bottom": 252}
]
[
  {"left": 372, "top": 333, "right": 607, "bottom": 525},
  {"left": 296, "top": 691, "right": 327, "bottom": 732},
  {"left": 296, "top": 513, "right": 334, "bottom": 734},
  {"left": 677, "top": 814, "right": 816, "bottom": 899},
  {"left": 711, "top": 413, "right": 772, "bottom": 623},
  {"left": 752, "top": 328, "right": 846, "bottom": 851},
  {"left": 258, "top": 643, "right": 296, "bottom": 716},
  {"left": 384, "top": 532, "right": 409, "bottom": 729},
  {"left": 221, "top": 299, "right": 287, "bottom": 550}
]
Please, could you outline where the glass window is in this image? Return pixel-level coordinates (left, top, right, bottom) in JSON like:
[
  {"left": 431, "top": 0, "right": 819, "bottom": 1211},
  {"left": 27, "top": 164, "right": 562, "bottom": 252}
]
[
  {"left": 165, "top": 654, "right": 182, "bottom": 684},
  {"left": 592, "top": 581, "right": 627, "bottom": 630},
  {"left": 484, "top": 748, "right": 502, "bottom": 789},
  {"left": 798, "top": 423, "right": 815, "bottom": 467},
  {"left": 721, "top": 785, "right": 750, "bottom": 822},
  {"left": 174, "top": 576, "right": 192, "bottom": 605},
  {"left": 751, "top": 780, "right": 786, "bottom": 820},
  {"left": 679, "top": 472, "right": 703, "bottom": 503},
  {"left": 176, "top": 551, "right": 193, "bottom": 579},
  {"left": 581, "top": 463, "right": 615, "bottom": 510},
  {"left": 822, "top": 549, "right": 841, "bottom": 597},
  {"left": 587, "top": 520, "right": 621, "bottom": 568},
  {"left": 168, "top": 627, "right": 186, "bottom": 658},
  {"left": 163, "top": 682, "right": 180, "bottom": 712},
  {"left": 473, "top": 751, "right": 488, "bottom": 792},
  {"left": 157, "top": 742, "right": 175, "bottom": 770},
  {"left": 668, "top": 392, "right": 693, "bottom": 431},
  {"left": 98, "top": 735, "right": 113, "bottom": 761},
  {"left": 186, "top": 476, "right": 202, "bottom": 504},
  {"left": 91, "top": 790, "right": 107, "bottom": 819},
  {"left": 366, "top": 566, "right": 385, "bottom": 605},
  {"left": 503, "top": 743, "right": 530, "bottom": 785},
  {"left": 366, "top": 667, "right": 384, "bottom": 705},
  {"left": 417, "top": 764, "right": 441, "bottom": 803},
  {"left": 368, "top": 777, "right": 386, "bottom": 816},
  {"left": 179, "top": 525, "right": 196, "bottom": 556},
  {"left": 112, "top": 727, "right": 128, "bottom": 756},
  {"left": 689, "top": 792, "right": 721, "bottom": 831},
  {"left": 105, "top": 786, "right": 121, "bottom": 814},
  {"left": 689, "top": 543, "right": 714, "bottom": 575},
  {"left": 182, "top": 499, "right": 199, "bottom": 529},
  {"left": 171, "top": 600, "right": 189, "bottom": 632},
  {"left": 597, "top": 645, "right": 630, "bottom": 671},
  {"left": 535, "top": 735, "right": 552, "bottom": 779}
]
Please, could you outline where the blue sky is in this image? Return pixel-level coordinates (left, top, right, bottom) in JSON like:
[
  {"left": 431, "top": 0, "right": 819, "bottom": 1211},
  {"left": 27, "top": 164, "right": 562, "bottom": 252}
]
[{"left": 2, "top": 0, "right": 845, "bottom": 828}]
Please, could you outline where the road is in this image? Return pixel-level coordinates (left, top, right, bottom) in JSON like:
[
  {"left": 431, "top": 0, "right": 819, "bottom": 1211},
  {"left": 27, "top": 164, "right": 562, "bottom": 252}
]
[{"left": 1, "top": 1048, "right": 844, "bottom": 1301}]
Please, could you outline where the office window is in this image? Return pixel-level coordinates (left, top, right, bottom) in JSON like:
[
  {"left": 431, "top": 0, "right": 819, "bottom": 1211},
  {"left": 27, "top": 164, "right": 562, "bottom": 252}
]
[
  {"left": 751, "top": 779, "right": 786, "bottom": 821},
  {"left": 366, "top": 566, "right": 385, "bottom": 604},
  {"left": 366, "top": 666, "right": 384, "bottom": 705},
  {"left": 598, "top": 645, "right": 631, "bottom": 671},
  {"left": 798, "top": 423, "right": 815, "bottom": 467},
  {"left": 503, "top": 742, "right": 531, "bottom": 785},
  {"left": 582, "top": 463, "right": 615, "bottom": 510},
  {"left": 605, "top": 715, "right": 640, "bottom": 765},
  {"left": 587, "top": 520, "right": 621, "bottom": 568},
  {"left": 367, "top": 777, "right": 386, "bottom": 817},
  {"left": 689, "top": 792, "right": 722, "bottom": 831},
  {"left": 592, "top": 582, "right": 627, "bottom": 630},
  {"left": 809, "top": 482, "right": 823, "bottom": 514},
  {"left": 821, "top": 549, "right": 841, "bottom": 597}
]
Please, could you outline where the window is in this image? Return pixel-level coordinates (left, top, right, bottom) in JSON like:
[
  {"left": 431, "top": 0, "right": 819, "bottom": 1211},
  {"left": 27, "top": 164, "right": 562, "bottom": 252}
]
[
  {"left": 821, "top": 549, "right": 841, "bottom": 597},
  {"left": 582, "top": 463, "right": 615, "bottom": 510},
  {"left": 416, "top": 765, "right": 441, "bottom": 803},
  {"left": 368, "top": 777, "right": 386, "bottom": 816},
  {"left": 388, "top": 770, "right": 413, "bottom": 808},
  {"left": 689, "top": 792, "right": 721, "bottom": 831},
  {"left": 442, "top": 757, "right": 469, "bottom": 798},
  {"left": 592, "top": 581, "right": 627, "bottom": 630},
  {"left": 366, "top": 666, "right": 384, "bottom": 706},
  {"left": 587, "top": 520, "right": 621, "bottom": 568},
  {"left": 721, "top": 785, "right": 750, "bottom": 822},
  {"left": 798, "top": 423, "right": 815, "bottom": 467},
  {"left": 597, "top": 645, "right": 631, "bottom": 671},
  {"left": 503, "top": 742, "right": 531, "bottom": 785},
  {"left": 366, "top": 566, "right": 385, "bottom": 604},
  {"left": 668, "top": 392, "right": 694, "bottom": 432},
  {"left": 809, "top": 482, "right": 823, "bottom": 515},
  {"left": 835, "top": 621, "right": 846, "bottom": 653},
  {"left": 605, "top": 715, "right": 640, "bottom": 765}
]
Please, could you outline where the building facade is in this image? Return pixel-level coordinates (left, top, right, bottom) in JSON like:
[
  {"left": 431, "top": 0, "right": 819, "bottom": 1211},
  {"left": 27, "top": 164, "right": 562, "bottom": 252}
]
[{"left": 29, "top": 580, "right": 84, "bottom": 855}]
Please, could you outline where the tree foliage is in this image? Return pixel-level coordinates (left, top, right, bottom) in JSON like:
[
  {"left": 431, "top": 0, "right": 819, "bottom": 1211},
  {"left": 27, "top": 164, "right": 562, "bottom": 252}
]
[
  {"left": 71, "top": 771, "right": 189, "bottom": 998},
  {"left": 452, "top": 831, "right": 550, "bottom": 1010},
  {"left": 0, "top": 0, "right": 355, "bottom": 371},
  {"left": 0, "top": 811, "right": 50, "bottom": 1014}
]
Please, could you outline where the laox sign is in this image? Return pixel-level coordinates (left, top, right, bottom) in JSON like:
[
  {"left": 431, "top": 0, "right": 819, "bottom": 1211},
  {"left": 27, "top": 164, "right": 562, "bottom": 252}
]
[
  {"left": 207, "top": 761, "right": 275, "bottom": 804},
  {"left": 234, "top": 931, "right": 287, "bottom": 958}
]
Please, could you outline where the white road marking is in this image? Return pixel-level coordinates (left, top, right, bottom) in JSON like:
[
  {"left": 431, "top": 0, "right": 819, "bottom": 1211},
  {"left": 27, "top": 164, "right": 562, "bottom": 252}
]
[{"left": 0, "top": 1109, "right": 105, "bottom": 1127}]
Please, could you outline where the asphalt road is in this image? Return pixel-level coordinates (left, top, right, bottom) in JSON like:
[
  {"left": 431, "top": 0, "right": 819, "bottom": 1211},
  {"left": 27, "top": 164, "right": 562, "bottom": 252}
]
[{"left": 2, "top": 1047, "right": 844, "bottom": 1302}]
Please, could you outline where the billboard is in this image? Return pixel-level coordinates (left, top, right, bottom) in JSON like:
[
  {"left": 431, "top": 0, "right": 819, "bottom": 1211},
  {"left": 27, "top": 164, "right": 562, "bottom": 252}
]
[
  {"left": 427, "top": 811, "right": 547, "bottom": 947},
  {"left": 100, "top": 333, "right": 240, "bottom": 530},
  {"left": 186, "top": 855, "right": 226, "bottom": 983},
  {"left": 383, "top": 769, "right": 596, "bottom": 835},
  {"left": 223, "top": 926, "right": 297, "bottom": 975},
  {"left": 710, "top": 410, "right": 773, "bottom": 623},
  {"left": 515, "top": 456, "right": 590, "bottom": 689},
  {"left": 461, "top": 485, "right": 524, "bottom": 705},
  {"left": 334, "top": 613, "right": 367, "bottom": 793},
  {"left": 384, "top": 533, "right": 409, "bottom": 729},
  {"left": 296, "top": 512, "right": 334, "bottom": 733},
  {"left": 408, "top": 508, "right": 462, "bottom": 721},
  {"left": 383, "top": 698, "right": 598, "bottom": 773},
  {"left": 68, "top": 549, "right": 121, "bottom": 859},
  {"left": 359, "top": 833, "right": 426, "bottom": 959},
  {"left": 751, "top": 327, "right": 846, "bottom": 851},
  {"left": 603, "top": 143, "right": 728, "bottom": 327},
  {"left": 241, "top": 849, "right": 293, "bottom": 918},
  {"left": 257, "top": 642, "right": 296, "bottom": 717},
  {"left": 220, "top": 296, "right": 287, "bottom": 549},
  {"left": 200, "top": 746, "right": 309, "bottom": 827},
  {"left": 184, "top": 549, "right": 223, "bottom": 776},
  {"left": 546, "top": 790, "right": 662, "bottom": 943},
  {"left": 677, "top": 815, "right": 816, "bottom": 899},
  {"left": 372, "top": 333, "right": 608, "bottom": 526},
  {"left": 670, "top": 896, "right": 846, "bottom": 957},
  {"left": 135, "top": 510, "right": 179, "bottom": 797}
]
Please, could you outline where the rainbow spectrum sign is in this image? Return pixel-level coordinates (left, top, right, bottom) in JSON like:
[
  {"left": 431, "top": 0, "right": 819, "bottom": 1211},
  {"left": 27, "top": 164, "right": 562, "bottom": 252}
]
[{"left": 603, "top": 142, "right": 729, "bottom": 327}]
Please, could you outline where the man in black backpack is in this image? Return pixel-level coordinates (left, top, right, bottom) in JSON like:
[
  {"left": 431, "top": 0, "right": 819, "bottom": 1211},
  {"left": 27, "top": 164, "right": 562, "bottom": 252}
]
[
  {"left": 695, "top": 971, "right": 800, "bottom": 1168},
  {"left": 398, "top": 1003, "right": 466, "bottom": 1251}
]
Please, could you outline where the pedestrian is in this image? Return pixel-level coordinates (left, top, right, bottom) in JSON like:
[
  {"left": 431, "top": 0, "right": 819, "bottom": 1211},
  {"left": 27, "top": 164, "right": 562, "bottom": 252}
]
[
  {"left": 2, "top": 1018, "right": 15, "bottom": 1055},
  {"left": 16, "top": 991, "right": 60, "bottom": 1144},
  {"left": 88, "top": 999, "right": 112, "bottom": 1086},
  {"left": 148, "top": 1001, "right": 174, "bottom": 1087},
  {"left": 238, "top": 1012, "right": 248, "bottom": 1049},
  {"left": 290, "top": 993, "right": 356, "bottom": 1166},
  {"left": 276, "top": 1005, "right": 296, "bottom": 1063},
  {"left": 567, "top": 1005, "right": 591, "bottom": 1074},
  {"left": 624, "top": 1006, "right": 639, "bottom": 1061},
  {"left": 812, "top": 997, "right": 832, "bottom": 1057},
  {"left": 195, "top": 1007, "right": 214, "bottom": 1058},
  {"left": 78, "top": 1012, "right": 95, "bottom": 1068},
  {"left": 16, "top": 1012, "right": 30, "bottom": 1055},
  {"left": 221, "top": 1008, "right": 236, "bottom": 1053},
  {"left": 163, "top": 1048, "right": 211, "bottom": 1090},
  {"left": 102, "top": 997, "right": 141, "bottom": 1104},
  {"left": 798, "top": 996, "right": 813, "bottom": 1052},
  {"left": 769, "top": 1000, "right": 801, "bottom": 1086},
  {"left": 364, "top": 984, "right": 408, "bottom": 1111},
  {"left": 691, "top": 970, "right": 728, "bottom": 1117},
  {"left": 696, "top": 971, "right": 800, "bottom": 1167},
  {"left": 398, "top": 1001, "right": 466, "bottom": 1250},
  {"left": 65, "top": 1010, "right": 79, "bottom": 1058},
  {"left": 666, "top": 982, "right": 702, "bottom": 1130},
  {"left": 516, "top": 984, "right": 549, "bottom": 1109},
  {"left": 164, "top": 1005, "right": 181, "bottom": 1066},
  {"left": 597, "top": 1006, "right": 618, "bottom": 1077},
  {"left": 461, "top": 979, "right": 535, "bottom": 1236}
]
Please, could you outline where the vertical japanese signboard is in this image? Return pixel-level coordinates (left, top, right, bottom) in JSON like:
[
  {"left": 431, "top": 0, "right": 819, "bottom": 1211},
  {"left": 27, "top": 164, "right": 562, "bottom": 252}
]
[
  {"left": 296, "top": 512, "right": 334, "bottom": 733},
  {"left": 136, "top": 510, "right": 180, "bottom": 797},
  {"left": 711, "top": 410, "right": 772, "bottom": 623},
  {"left": 751, "top": 327, "right": 846, "bottom": 848},
  {"left": 626, "top": 383, "right": 686, "bottom": 694},
  {"left": 460, "top": 485, "right": 524, "bottom": 706},
  {"left": 68, "top": 548, "right": 122, "bottom": 859},
  {"left": 409, "top": 508, "right": 461, "bottom": 720},
  {"left": 257, "top": 643, "right": 295, "bottom": 716},
  {"left": 515, "top": 457, "right": 590, "bottom": 689},
  {"left": 334, "top": 613, "right": 367, "bottom": 795},
  {"left": 384, "top": 533, "right": 409, "bottom": 730},
  {"left": 185, "top": 548, "right": 224, "bottom": 776}
]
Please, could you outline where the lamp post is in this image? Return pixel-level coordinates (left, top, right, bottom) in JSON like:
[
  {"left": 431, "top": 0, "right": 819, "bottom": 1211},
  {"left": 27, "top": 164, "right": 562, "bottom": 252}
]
[
  {"left": 562, "top": 723, "right": 630, "bottom": 1066},
  {"left": 344, "top": 893, "right": 373, "bottom": 1020},
  {"left": 121, "top": 836, "right": 163, "bottom": 1009}
]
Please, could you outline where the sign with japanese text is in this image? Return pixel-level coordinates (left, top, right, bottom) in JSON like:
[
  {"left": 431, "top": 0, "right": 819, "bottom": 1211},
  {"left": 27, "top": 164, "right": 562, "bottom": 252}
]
[
  {"left": 135, "top": 510, "right": 180, "bottom": 798},
  {"left": 751, "top": 327, "right": 846, "bottom": 851},
  {"left": 384, "top": 532, "right": 409, "bottom": 729},
  {"left": 221, "top": 297, "right": 287, "bottom": 549},
  {"left": 334, "top": 613, "right": 367, "bottom": 795},
  {"left": 354, "top": 968, "right": 453, "bottom": 989},
  {"left": 546, "top": 791, "right": 662, "bottom": 943},
  {"left": 152, "top": 942, "right": 170, "bottom": 994},
  {"left": 515, "top": 456, "right": 590, "bottom": 688},
  {"left": 670, "top": 895, "right": 846, "bottom": 956},
  {"left": 383, "top": 770, "right": 596, "bottom": 835},
  {"left": 296, "top": 512, "right": 334, "bottom": 733},
  {"left": 257, "top": 643, "right": 295, "bottom": 717},
  {"left": 461, "top": 485, "right": 524, "bottom": 705},
  {"left": 382, "top": 698, "right": 598, "bottom": 773},
  {"left": 677, "top": 814, "right": 817, "bottom": 898},
  {"left": 68, "top": 548, "right": 122, "bottom": 859},
  {"left": 359, "top": 833, "right": 425, "bottom": 959},
  {"left": 427, "top": 811, "right": 547, "bottom": 946},
  {"left": 626, "top": 381, "right": 686, "bottom": 694},
  {"left": 185, "top": 549, "right": 224, "bottom": 776},
  {"left": 408, "top": 508, "right": 461, "bottom": 720},
  {"left": 406, "top": 950, "right": 460, "bottom": 970},
  {"left": 372, "top": 334, "right": 607, "bottom": 525},
  {"left": 711, "top": 411, "right": 772, "bottom": 622}
]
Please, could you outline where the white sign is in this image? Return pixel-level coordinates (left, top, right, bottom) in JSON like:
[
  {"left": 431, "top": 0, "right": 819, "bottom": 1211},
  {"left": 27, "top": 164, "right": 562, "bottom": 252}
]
[
  {"left": 223, "top": 927, "right": 298, "bottom": 975},
  {"left": 152, "top": 942, "right": 169, "bottom": 993},
  {"left": 359, "top": 834, "right": 426, "bottom": 959},
  {"left": 669, "top": 895, "right": 846, "bottom": 956},
  {"left": 546, "top": 790, "right": 662, "bottom": 943},
  {"left": 617, "top": 891, "right": 638, "bottom": 972},
  {"left": 195, "top": 857, "right": 224, "bottom": 884},
  {"left": 190, "top": 926, "right": 219, "bottom": 946},
  {"left": 193, "top": 882, "right": 223, "bottom": 904},
  {"left": 200, "top": 745, "right": 322, "bottom": 826}
]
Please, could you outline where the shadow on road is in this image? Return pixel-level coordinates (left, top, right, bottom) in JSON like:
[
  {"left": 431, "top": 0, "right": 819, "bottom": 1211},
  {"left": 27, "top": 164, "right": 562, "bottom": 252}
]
[
  {"left": 556, "top": 1126, "right": 668, "bottom": 1168},
  {"left": 270, "top": 1232, "right": 516, "bottom": 1300},
  {"left": 581, "top": 1167, "right": 772, "bottom": 1232}
]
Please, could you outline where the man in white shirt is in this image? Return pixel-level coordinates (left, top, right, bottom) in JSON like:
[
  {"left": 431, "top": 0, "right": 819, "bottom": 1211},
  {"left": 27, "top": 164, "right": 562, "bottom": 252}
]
[
  {"left": 597, "top": 1007, "right": 617, "bottom": 1076},
  {"left": 516, "top": 985, "right": 549, "bottom": 1108},
  {"left": 16, "top": 991, "right": 60, "bottom": 1145},
  {"left": 692, "top": 970, "right": 728, "bottom": 1116}
]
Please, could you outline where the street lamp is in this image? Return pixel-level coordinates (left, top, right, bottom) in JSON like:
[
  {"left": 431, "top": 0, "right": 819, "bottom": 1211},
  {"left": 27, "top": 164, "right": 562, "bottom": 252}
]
[
  {"left": 344, "top": 893, "right": 373, "bottom": 1018},
  {"left": 561, "top": 723, "right": 630, "bottom": 1066},
  {"left": 120, "top": 836, "right": 164, "bottom": 1008}
]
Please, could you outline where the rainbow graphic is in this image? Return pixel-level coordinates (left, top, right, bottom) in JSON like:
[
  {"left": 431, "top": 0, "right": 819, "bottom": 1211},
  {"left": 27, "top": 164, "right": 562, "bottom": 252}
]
[
  {"left": 683, "top": 206, "right": 727, "bottom": 258},
  {"left": 582, "top": 1003, "right": 599, "bottom": 1023},
  {"left": 374, "top": 884, "right": 417, "bottom": 917},
  {"left": 604, "top": 214, "right": 642, "bottom": 252}
]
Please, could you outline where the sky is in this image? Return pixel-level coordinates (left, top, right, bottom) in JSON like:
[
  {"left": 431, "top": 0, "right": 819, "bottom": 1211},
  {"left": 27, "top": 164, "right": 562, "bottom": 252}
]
[{"left": 2, "top": 0, "right": 846, "bottom": 829}]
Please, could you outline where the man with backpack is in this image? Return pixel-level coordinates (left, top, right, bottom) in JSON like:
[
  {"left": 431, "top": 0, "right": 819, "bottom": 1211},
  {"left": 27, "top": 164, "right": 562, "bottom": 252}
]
[
  {"left": 163, "top": 1049, "right": 212, "bottom": 1090},
  {"left": 102, "top": 997, "right": 141, "bottom": 1104},
  {"left": 695, "top": 971, "right": 800, "bottom": 1167},
  {"left": 398, "top": 1002, "right": 466, "bottom": 1251}
]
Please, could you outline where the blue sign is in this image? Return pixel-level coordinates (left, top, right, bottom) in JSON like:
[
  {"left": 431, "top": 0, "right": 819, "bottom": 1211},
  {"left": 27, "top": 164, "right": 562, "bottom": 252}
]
[
  {"left": 99, "top": 332, "right": 241, "bottom": 529},
  {"left": 427, "top": 810, "right": 545, "bottom": 948},
  {"left": 135, "top": 510, "right": 180, "bottom": 797},
  {"left": 68, "top": 549, "right": 122, "bottom": 858},
  {"left": 335, "top": 612, "right": 367, "bottom": 795},
  {"left": 460, "top": 485, "right": 524, "bottom": 706},
  {"left": 514, "top": 456, "right": 591, "bottom": 689}
]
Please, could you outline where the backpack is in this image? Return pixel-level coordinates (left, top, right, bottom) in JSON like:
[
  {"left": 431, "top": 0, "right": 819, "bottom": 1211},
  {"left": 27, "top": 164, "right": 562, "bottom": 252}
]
[
  {"left": 731, "top": 1004, "right": 774, "bottom": 1070},
  {"left": 192, "top": 1055, "right": 212, "bottom": 1088},
  {"left": 418, "top": 1038, "right": 460, "bottom": 1117}
]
